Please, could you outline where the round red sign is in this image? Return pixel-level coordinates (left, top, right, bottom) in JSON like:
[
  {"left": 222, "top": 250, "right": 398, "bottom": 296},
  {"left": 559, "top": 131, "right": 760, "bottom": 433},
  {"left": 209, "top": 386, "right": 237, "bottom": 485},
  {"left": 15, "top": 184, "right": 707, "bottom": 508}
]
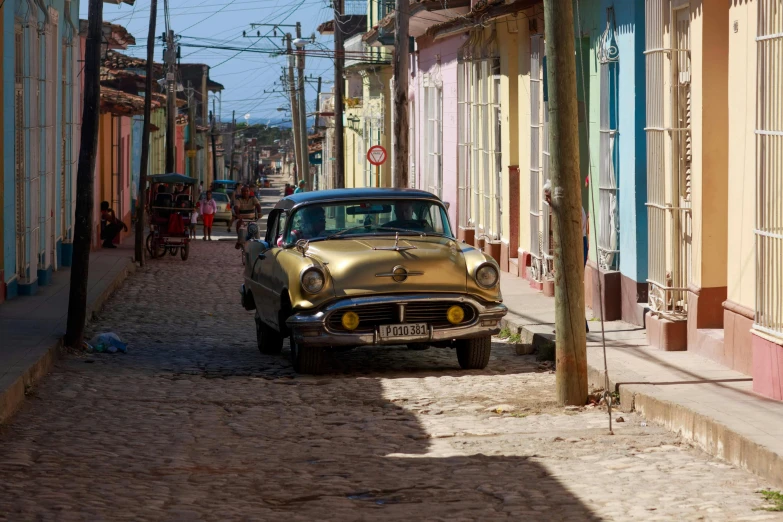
[{"left": 367, "top": 145, "right": 387, "bottom": 166}]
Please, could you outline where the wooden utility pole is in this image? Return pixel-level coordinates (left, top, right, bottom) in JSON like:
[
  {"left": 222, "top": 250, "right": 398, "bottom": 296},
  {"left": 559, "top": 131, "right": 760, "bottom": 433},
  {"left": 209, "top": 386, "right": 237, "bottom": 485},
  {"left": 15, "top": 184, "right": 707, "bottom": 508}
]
[
  {"left": 165, "top": 29, "right": 176, "bottom": 173},
  {"left": 229, "top": 109, "right": 235, "bottom": 180},
  {"left": 333, "top": 0, "right": 345, "bottom": 188},
  {"left": 295, "top": 23, "right": 310, "bottom": 190},
  {"left": 64, "top": 0, "right": 103, "bottom": 348},
  {"left": 544, "top": 0, "right": 588, "bottom": 406},
  {"left": 134, "top": 0, "right": 158, "bottom": 268},
  {"left": 315, "top": 76, "right": 322, "bottom": 190},
  {"left": 186, "top": 81, "right": 196, "bottom": 180},
  {"left": 210, "top": 110, "right": 218, "bottom": 182},
  {"left": 393, "top": 0, "right": 409, "bottom": 188},
  {"left": 285, "top": 34, "right": 304, "bottom": 185}
]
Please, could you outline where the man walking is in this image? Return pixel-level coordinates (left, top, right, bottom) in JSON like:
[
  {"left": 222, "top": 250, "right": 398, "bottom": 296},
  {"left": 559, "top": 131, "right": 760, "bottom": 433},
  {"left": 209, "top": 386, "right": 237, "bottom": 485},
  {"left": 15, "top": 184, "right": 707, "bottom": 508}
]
[
  {"left": 233, "top": 186, "right": 261, "bottom": 249},
  {"left": 294, "top": 180, "right": 306, "bottom": 194}
]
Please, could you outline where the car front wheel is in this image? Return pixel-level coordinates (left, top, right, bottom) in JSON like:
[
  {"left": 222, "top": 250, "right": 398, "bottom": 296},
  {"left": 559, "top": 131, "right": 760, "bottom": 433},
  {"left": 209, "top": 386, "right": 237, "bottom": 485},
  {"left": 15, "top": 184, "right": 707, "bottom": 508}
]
[
  {"left": 456, "top": 336, "right": 491, "bottom": 370},
  {"left": 290, "top": 337, "right": 325, "bottom": 374},
  {"left": 255, "top": 314, "right": 283, "bottom": 355}
]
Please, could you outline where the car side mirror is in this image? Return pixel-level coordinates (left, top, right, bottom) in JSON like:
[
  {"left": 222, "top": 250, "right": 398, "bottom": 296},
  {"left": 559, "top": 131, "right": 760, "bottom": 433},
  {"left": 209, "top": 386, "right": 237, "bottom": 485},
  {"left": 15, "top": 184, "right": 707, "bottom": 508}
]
[{"left": 444, "top": 201, "right": 451, "bottom": 211}]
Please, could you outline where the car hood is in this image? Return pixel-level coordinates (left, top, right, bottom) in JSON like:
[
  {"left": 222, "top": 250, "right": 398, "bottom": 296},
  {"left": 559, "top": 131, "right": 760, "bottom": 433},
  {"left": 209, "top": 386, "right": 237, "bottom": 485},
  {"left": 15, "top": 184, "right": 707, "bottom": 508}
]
[{"left": 305, "top": 236, "right": 467, "bottom": 296}]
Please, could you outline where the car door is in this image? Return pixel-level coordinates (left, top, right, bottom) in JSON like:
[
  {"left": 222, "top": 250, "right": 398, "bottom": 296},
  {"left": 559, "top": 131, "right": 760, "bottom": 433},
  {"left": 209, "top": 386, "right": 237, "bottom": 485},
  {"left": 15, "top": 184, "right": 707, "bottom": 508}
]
[{"left": 252, "top": 210, "right": 287, "bottom": 328}]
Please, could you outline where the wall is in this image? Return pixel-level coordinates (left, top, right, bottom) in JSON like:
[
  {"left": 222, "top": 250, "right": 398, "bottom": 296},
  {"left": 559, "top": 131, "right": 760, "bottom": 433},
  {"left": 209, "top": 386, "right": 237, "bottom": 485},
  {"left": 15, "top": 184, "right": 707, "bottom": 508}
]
[
  {"left": 726, "top": 0, "right": 756, "bottom": 311},
  {"left": 516, "top": 13, "right": 534, "bottom": 266},
  {"left": 689, "top": 0, "right": 729, "bottom": 291},
  {"left": 499, "top": 22, "right": 519, "bottom": 265},
  {"left": 415, "top": 33, "right": 460, "bottom": 226},
  {"left": 0, "top": 0, "right": 6, "bottom": 297},
  {"left": 614, "top": 0, "right": 648, "bottom": 285}
]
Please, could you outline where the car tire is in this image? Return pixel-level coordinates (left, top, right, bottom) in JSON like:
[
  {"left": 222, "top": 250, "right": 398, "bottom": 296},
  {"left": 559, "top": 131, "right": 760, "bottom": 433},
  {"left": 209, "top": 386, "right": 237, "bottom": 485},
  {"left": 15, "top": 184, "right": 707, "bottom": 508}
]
[
  {"left": 289, "top": 337, "right": 325, "bottom": 374},
  {"left": 456, "top": 336, "right": 491, "bottom": 370},
  {"left": 255, "top": 315, "right": 283, "bottom": 355}
]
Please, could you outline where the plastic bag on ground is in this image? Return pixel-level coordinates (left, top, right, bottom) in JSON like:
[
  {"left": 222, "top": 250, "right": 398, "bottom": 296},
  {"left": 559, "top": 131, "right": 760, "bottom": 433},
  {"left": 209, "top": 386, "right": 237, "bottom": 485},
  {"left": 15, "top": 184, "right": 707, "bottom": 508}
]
[{"left": 89, "top": 332, "right": 128, "bottom": 353}]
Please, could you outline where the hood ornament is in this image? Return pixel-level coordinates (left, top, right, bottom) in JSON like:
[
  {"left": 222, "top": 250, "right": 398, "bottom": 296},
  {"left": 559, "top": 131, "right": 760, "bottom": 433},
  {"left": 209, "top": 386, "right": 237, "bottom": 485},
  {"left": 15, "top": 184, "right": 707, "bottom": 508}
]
[
  {"left": 372, "top": 232, "right": 418, "bottom": 252},
  {"left": 295, "top": 239, "right": 310, "bottom": 257}
]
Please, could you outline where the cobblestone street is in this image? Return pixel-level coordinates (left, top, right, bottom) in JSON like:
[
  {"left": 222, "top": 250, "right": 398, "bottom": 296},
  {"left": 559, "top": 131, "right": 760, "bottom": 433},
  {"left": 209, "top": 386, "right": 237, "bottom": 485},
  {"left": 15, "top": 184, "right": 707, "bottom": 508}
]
[{"left": 0, "top": 241, "right": 780, "bottom": 521}]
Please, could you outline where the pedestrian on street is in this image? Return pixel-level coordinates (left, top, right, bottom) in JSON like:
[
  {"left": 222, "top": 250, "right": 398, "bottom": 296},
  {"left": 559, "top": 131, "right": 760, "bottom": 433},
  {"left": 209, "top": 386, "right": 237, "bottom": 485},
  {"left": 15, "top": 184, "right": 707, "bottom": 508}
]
[
  {"left": 233, "top": 186, "right": 261, "bottom": 249},
  {"left": 294, "top": 180, "right": 306, "bottom": 194},
  {"left": 100, "top": 201, "right": 128, "bottom": 249},
  {"left": 200, "top": 190, "right": 217, "bottom": 241},
  {"left": 189, "top": 204, "right": 199, "bottom": 239},
  {"left": 284, "top": 183, "right": 294, "bottom": 196}
]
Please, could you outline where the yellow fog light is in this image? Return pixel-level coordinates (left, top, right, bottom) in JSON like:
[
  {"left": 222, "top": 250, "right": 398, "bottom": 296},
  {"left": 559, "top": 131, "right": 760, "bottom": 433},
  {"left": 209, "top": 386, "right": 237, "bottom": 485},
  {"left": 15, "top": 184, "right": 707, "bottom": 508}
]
[
  {"left": 447, "top": 305, "right": 465, "bottom": 325},
  {"left": 342, "top": 311, "right": 360, "bottom": 331}
]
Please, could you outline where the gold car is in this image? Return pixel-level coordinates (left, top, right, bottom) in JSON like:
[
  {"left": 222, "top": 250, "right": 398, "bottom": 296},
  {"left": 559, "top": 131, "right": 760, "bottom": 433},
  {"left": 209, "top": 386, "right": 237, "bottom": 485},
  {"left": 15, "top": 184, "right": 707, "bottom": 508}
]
[{"left": 240, "top": 188, "right": 508, "bottom": 374}]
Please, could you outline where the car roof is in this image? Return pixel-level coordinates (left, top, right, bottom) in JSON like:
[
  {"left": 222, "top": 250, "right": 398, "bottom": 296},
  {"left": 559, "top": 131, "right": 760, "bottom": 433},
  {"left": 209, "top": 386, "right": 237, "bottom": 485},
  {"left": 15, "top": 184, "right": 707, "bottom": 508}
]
[{"left": 273, "top": 188, "right": 442, "bottom": 211}]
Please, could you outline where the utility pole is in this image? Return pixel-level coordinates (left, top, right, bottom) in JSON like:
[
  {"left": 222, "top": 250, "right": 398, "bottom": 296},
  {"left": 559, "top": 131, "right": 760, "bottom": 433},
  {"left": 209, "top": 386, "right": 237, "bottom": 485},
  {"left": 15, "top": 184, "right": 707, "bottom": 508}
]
[
  {"left": 65, "top": 0, "right": 103, "bottom": 348},
  {"left": 135, "top": 0, "right": 158, "bottom": 267},
  {"left": 333, "top": 0, "right": 345, "bottom": 188},
  {"left": 285, "top": 34, "right": 304, "bottom": 185},
  {"left": 315, "top": 76, "right": 322, "bottom": 191},
  {"left": 210, "top": 109, "right": 218, "bottom": 183},
  {"left": 165, "top": 29, "right": 176, "bottom": 173},
  {"left": 393, "top": 0, "right": 409, "bottom": 188},
  {"left": 229, "top": 109, "right": 235, "bottom": 180},
  {"left": 295, "top": 23, "right": 310, "bottom": 190},
  {"left": 544, "top": 0, "right": 588, "bottom": 406},
  {"left": 186, "top": 81, "right": 196, "bottom": 180}
]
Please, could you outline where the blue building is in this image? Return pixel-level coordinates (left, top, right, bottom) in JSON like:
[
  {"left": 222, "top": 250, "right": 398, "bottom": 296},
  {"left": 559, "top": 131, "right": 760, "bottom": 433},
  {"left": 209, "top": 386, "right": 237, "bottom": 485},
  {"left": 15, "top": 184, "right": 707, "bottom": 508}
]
[
  {"left": 579, "top": 0, "right": 648, "bottom": 326},
  {"left": 2, "top": 0, "right": 82, "bottom": 299}
]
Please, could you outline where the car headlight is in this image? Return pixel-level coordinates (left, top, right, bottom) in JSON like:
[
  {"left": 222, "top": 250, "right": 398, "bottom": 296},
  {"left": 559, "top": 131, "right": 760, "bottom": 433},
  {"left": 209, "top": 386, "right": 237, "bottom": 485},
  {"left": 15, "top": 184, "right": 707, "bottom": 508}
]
[
  {"left": 475, "top": 263, "right": 499, "bottom": 289},
  {"left": 247, "top": 222, "right": 259, "bottom": 239},
  {"left": 300, "top": 267, "right": 325, "bottom": 294}
]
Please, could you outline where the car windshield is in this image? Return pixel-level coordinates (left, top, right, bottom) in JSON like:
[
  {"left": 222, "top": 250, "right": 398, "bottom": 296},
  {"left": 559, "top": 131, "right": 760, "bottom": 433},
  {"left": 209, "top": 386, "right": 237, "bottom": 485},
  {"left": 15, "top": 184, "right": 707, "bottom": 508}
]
[
  {"left": 283, "top": 199, "right": 453, "bottom": 243},
  {"left": 201, "top": 193, "right": 229, "bottom": 203}
]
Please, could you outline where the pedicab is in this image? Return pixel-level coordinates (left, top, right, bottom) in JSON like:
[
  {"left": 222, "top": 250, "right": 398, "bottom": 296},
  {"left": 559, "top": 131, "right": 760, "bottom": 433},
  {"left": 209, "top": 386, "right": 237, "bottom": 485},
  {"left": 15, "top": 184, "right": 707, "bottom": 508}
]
[{"left": 145, "top": 173, "right": 196, "bottom": 261}]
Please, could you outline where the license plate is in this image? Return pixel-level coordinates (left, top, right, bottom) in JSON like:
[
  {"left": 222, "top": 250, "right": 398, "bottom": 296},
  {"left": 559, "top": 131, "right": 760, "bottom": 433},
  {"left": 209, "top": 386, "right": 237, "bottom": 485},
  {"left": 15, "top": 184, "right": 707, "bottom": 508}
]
[{"left": 379, "top": 323, "right": 428, "bottom": 339}]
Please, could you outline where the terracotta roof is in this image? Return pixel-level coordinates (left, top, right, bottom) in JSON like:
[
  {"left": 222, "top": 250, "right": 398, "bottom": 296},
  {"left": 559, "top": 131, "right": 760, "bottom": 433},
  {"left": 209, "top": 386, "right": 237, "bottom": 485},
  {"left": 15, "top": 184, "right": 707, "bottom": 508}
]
[
  {"left": 100, "top": 86, "right": 157, "bottom": 116},
  {"left": 80, "top": 21, "right": 136, "bottom": 48},
  {"left": 317, "top": 20, "right": 334, "bottom": 34}
]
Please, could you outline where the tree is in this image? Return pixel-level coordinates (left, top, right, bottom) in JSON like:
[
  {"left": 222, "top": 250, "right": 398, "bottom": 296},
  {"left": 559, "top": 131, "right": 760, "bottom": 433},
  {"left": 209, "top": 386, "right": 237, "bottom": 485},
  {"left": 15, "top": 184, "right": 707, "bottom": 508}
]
[{"left": 64, "top": 0, "right": 104, "bottom": 348}]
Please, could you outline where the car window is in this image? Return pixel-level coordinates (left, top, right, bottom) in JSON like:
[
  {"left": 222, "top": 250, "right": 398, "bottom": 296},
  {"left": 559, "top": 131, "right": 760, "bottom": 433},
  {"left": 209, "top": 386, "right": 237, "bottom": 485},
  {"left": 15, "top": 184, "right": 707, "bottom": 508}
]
[{"left": 283, "top": 199, "right": 452, "bottom": 243}]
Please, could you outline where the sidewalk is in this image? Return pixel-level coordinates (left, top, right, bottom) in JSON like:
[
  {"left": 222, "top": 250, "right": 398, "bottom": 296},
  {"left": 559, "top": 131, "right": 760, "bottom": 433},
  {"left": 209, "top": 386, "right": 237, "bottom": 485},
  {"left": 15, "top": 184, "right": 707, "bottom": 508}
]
[
  {"left": 0, "top": 238, "right": 135, "bottom": 424},
  {"left": 499, "top": 272, "right": 783, "bottom": 488}
]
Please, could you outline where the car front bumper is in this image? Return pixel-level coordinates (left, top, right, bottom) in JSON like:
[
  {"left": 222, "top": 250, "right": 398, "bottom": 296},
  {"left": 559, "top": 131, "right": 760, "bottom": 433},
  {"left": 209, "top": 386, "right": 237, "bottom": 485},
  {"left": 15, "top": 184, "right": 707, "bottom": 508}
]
[{"left": 285, "top": 294, "right": 508, "bottom": 348}]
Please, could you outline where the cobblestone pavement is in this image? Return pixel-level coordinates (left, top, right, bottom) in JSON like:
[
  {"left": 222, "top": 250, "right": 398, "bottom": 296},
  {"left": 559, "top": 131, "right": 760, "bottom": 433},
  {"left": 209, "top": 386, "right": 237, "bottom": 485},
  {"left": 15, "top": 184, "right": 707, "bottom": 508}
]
[{"left": 0, "top": 240, "right": 781, "bottom": 521}]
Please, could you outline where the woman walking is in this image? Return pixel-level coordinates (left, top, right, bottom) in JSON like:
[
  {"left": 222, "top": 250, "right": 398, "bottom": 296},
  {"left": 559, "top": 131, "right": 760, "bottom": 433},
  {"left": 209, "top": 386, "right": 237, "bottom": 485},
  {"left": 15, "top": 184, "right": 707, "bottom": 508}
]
[{"left": 200, "top": 190, "right": 217, "bottom": 240}]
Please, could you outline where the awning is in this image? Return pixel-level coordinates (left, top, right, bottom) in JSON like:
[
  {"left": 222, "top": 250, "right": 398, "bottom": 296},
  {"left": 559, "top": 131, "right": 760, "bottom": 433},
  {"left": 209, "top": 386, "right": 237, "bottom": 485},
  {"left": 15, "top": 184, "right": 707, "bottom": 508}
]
[{"left": 147, "top": 173, "right": 197, "bottom": 184}]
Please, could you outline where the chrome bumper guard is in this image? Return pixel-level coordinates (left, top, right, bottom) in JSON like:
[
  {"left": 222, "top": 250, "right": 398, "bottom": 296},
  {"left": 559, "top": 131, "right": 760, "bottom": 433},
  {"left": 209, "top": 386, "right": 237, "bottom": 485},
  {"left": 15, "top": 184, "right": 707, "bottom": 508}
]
[{"left": 286, "top": 293, "right": 507, "bottom": 348}]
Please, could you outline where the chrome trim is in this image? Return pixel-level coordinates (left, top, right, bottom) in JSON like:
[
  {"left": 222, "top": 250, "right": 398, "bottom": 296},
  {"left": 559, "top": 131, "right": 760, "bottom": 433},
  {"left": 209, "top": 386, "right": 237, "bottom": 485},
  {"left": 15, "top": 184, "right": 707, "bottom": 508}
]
[
  {"left": 285, "top": 293, "right": 507, "bottom": 348},
  {"left": 299, "top": 266, "right": 325, "bottom": 294},
  {"left": 375, "top": 265, "right": 424, "bottom": 282},
  {"left": 474, "top": 262, "right": 500, "bottom": 289}
]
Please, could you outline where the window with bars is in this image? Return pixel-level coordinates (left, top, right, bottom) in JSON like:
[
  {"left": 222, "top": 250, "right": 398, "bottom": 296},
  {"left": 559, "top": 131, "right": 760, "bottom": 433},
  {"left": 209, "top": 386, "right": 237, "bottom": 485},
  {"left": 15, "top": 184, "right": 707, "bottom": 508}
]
[
  {"left": 755, "top": 0, "right": 783, "bottom": 338},
  {"left": 645, "top": 0, "right": 692, "bottom": 319},
  {"left": 423, "top": 78, "right": 443, "bottom": 199},
  {"left": 14, "top": 27, "right": 27, "bottom": 281},
  {"left": 529, "top": 33, "right": 552, "bottom": 281},
  {"left": 457, "top": 59, "right": 471, "bottom": 228},
  {"left": 598, "top": 9, "right": 620, "bottom": 271}
]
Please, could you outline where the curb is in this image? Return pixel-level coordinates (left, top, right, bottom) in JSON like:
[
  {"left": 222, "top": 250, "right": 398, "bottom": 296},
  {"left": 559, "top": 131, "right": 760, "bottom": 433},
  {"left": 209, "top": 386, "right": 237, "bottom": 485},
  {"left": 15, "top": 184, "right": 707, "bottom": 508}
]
[
  {"left": 0, "top": 258, "right": 136, "bottom": 425},
  {"left": 501, "top": 316, "right": 783, "bottom": 489}
]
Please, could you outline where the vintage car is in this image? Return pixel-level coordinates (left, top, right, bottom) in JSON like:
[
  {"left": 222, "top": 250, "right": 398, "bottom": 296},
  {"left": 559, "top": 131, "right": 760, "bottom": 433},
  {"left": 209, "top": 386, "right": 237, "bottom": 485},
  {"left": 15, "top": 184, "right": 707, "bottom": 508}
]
[{"left": 240, "top": 188, "right": 508, "bottom": 374}]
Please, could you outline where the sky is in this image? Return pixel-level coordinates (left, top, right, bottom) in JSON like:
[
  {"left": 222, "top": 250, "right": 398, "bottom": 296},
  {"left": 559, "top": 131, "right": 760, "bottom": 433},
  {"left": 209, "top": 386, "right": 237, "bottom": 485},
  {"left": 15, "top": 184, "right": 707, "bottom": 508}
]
[{"left": 81, "top": 0, "right": 339, "bottom": 123}]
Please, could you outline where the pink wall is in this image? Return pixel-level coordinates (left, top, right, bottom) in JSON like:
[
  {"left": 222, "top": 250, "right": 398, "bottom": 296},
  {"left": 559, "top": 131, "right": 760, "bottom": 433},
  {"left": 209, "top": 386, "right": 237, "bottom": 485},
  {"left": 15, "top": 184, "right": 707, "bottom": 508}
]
[{"left": 410, "top": 33, "right": 465, "bottom": 228}]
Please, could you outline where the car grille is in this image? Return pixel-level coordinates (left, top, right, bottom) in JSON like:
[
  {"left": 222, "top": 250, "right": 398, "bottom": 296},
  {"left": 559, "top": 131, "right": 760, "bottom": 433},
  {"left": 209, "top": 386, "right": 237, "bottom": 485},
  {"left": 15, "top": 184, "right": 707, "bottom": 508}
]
[{"left": 327, "top": 301, "right": 476, "bottom": 332}]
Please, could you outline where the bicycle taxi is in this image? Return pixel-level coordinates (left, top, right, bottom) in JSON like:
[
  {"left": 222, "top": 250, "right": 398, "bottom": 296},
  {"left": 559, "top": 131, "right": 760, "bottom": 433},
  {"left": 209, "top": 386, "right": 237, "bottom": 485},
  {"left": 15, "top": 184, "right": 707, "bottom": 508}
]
[{"left": 145, "top": 173, "right": 196, "bottom": 261}]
